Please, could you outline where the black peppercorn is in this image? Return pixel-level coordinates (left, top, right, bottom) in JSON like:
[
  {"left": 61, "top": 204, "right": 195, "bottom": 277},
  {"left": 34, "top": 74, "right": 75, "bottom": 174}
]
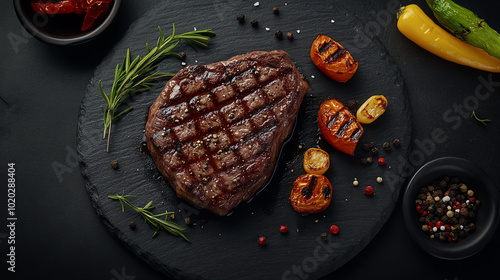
[
  {"left": 110, "top": 160, "right": 119, "bottom": 169},
  {"left": 383, "top": 141, "right": 391, "bottom": 151},
  {"left": 362, "top": 143, "right": 371, "bottom": 151},
  {"left": 237, "top": 13, "right": 245, "bottom": 23},
  {"left": 128, "top": 221, "right": 136, "bottom": 229},
  {"left": 368, "top": 142, "right": 376, "bottom": 149},
  {"left": 273, "top": 7, "right": 280, "bottom": 14},
  {"left": 275, "top": 29, "right": 283, "bottom": 39},
  {"left": 370, "top": 147, "right": 379, "bottom": 156},
  {"left": 250, "top": 18, "right": 259, "bottom": 27},
  {"left": 287, "top": 32, "right": 293, "bottom": 40},
  {"left": 320, "top": 232, "right": 328, "bottom": 242},
  {"left": 393, "top": 138, "right": 401, "bottom": 147}
]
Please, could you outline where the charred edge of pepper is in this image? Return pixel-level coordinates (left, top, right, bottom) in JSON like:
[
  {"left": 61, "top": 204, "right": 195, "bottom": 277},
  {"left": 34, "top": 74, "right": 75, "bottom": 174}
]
[
  {"left": 326, "top": 111, "right": 340, "bottom": 129},
  {"left": 318, "top": 41, "right": 336, "bottom": 55},
  {"left": 322, "top": 186, "right": 331, "bottom": 199},
  {"left": 301, "top": 175, "right": 317, "bottom": 199},
  {"left": 336, "top": 118, "right": 354, "bottom": 137},
  {"left": 350, "top": 128, "right": 362, "bottom": 141},
  {"left": 326, "top": 47, "right": 347, "bottom": 64}
]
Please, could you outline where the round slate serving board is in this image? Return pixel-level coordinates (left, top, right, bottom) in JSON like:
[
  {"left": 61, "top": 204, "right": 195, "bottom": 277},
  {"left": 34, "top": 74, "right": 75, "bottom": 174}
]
[{"left": 77, "top": 1, "right": 411, "bottom": 279}]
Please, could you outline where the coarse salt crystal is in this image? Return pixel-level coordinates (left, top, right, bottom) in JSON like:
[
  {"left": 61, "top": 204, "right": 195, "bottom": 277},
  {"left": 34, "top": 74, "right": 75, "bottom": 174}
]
[
  {"left": 460, "top": 225, "right": 464, "bottom": 229},
  {"left": 311, "top": 75, "right": 315, "bottom": 79},
  {"left": 433, "top": 227, "right": 438, "bottom": 232},
  {"left": 442, "top": 196, "right": 450, "bottom": 202},
  {"left": 194, "top": 27, "right": 197, "bottom": 31},
  {"left": 297, "top": 30, "right": 301, "bottom": 33},
  {"left": 455, "top": 209, "right": 460, "bottom": 213},
  {"left": 466, "top": 200, "right": 470, "bottom": 205},
  {"left": 265, "top": 27, "right": 270, "bottom": 31},
  {"left": 254, "top": 2, "right": 260, "bottom": 7},
  {"left": 440, "top": 226, "right": 445, "bottom": 231},
  {"left": 181, "top": 62, "right": 187, "bottom": 66},
  {"left": 331, "top": 19, "right": 335, "bottom": 24}
]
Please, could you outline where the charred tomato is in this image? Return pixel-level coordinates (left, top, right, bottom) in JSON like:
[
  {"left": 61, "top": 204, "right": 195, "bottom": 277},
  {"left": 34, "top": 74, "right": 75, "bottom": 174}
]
[
  {"left": 290, "top": 174, "right": 333, "bottom": 213},
  {"left": 310, "top": 34, "right": 358, "bottom": 82},
  {"left": 318, "top": 99, "right": 364, "bottom": 156}
]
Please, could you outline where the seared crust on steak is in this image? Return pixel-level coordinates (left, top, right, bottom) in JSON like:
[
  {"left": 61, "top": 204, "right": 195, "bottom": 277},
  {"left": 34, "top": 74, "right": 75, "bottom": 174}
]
[{"left": 145, "top": 50, "right": 308, "bottom": 215}]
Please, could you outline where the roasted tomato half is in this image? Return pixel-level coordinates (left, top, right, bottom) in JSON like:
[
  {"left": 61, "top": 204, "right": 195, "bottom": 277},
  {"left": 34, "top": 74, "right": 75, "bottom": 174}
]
[
  {"left": 303, "top": 148, "right": 330, "bottom": 175},
  {"left": 318, "top": 99, "right": 364, "bottom": 156},
  {"left": 310, "top": 34, "right": 358, "bottom": 82},
  {"left": 290, "top": 174, "right": 333, "bottom": 213}
]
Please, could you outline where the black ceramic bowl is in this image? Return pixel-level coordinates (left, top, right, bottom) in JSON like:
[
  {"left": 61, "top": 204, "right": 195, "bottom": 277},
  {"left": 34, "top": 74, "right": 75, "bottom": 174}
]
[
  {"left": 14, "top": 0, "right": 121, "bottom": 45},
  {"left": 403, "top": 157, "right": 500, "bottom": 260}
]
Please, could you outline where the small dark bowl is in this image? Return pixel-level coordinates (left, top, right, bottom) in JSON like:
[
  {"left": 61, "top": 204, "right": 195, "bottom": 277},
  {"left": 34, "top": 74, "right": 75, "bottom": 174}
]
[
  {"left": 14, "top": 0, "right": 121, "bottom": 46},
  {"left": 403, "top": 157, "right": 499, "bottom": 260}
]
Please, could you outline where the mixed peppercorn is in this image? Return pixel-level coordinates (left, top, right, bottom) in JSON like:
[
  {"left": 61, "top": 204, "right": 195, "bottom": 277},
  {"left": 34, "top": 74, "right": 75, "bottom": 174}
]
[
  {"left": 415, "top": 176, "right": 480, "bottom": 242},
  {"left": 236, "top": 5, "right": 295, "bottom": 40}
]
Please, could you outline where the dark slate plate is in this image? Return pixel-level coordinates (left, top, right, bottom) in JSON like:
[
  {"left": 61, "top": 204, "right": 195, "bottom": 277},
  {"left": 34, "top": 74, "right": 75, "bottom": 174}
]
[{"left": 77, "top": 1, "right": 410, "bottom": 279}]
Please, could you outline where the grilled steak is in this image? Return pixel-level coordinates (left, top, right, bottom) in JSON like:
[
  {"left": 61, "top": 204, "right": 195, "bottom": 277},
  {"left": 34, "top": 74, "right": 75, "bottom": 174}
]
[{"left": 145, "top": 50, "right": 308, "bottom": 215}]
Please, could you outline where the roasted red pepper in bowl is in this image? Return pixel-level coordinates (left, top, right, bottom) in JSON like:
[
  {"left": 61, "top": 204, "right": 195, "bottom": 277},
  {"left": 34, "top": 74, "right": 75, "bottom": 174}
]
[
  {"left": 310, "top": 34, "right": 358, "bottom": 82},
  {"left": 318, "top": 99, "right": 364, "bottom": 156},
  {"left": 31, "top": 0, "right": 113, "bottom": 31}
]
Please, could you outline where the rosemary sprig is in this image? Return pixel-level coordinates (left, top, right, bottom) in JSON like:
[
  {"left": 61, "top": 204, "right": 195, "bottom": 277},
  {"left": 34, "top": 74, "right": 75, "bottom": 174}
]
[
  {"left": 471, "top": 111, "right": 491, "bottom": 125},
  {"left": 108, "top": 192, "right": 190, "bottom": 242},
  {"left": 100, "top": 24, "right": 215, "bottom": 151}
]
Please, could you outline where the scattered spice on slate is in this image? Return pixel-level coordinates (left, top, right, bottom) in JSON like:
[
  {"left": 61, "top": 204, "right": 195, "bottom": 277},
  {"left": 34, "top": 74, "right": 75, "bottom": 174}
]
[
  {"left": 370, "top": 147, "right": 379, "bottom": 156},
  {"left": 279, "top": 225, "right": 288, "bottom": 233},
  {"left": 237, "top": 13, "right": 245, "bottom": 23},
  {"left": 273, "top": 7, "right": 280, "bottom": 14},
  {"left": 362, "top": 143, "right": 371, "bottom": 151},
  {"left": 250, "top": 18, "right": 259, "bottom": 27},
  {"left": 368, "top": 141, "right": 376, "bottom": 149},
  {"left": 287, "top": 32, "right": 293, "bottom": 40},
  {"left": 330, "top": 225, "right": 340, "bottom": 235},
  {"left": 383, "top": 141, "right": 391, "bottom": 151},
  {"left": 258, "top": 236, "right": 267, "bottom": 246},
  {"left": 415, "top": 176, "right": 480, "bottom": 242},
  {"left": 275, "top": 29, "right": 283, "bottom": 39},
  {"left": 393, "top": 138, "right": 401, "bottom": 147},
  {"left": 184, "top": 216, "right": 192, "bottom": 226},
  {"left": 364, "top": 186, "right": 374, "bottom": 196},
  {"left": 353, "top": 178, "right": 359, "bottom": 186},
  {"left": 110, "top": 160, "right": 119, "bottom": 169},
  {"left": 320, "top": 232, "right": 328, "bottom": 242},
  {"left": 361, "top": 157, "right": 373, "bottom": 165},
  {"left": 128, "top": 221, "right": 136, "bottom": 229}
]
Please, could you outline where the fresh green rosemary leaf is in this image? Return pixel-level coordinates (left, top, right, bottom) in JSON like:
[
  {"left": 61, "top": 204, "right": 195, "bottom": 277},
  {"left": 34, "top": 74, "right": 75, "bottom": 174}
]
[
  {"left": 100, "top": 24, "right": 215, "bottom": 151},
  {"left": 471, "top": 111, "right": 491, "bottom": 125},
  {"left": 108, "top": 192, "right": 190, "bottom": 242}
]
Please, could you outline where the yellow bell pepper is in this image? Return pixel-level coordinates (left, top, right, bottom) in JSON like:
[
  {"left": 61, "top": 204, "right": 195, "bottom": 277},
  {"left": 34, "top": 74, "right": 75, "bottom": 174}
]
[{"left": 397, "top": 4, "right": 500, "bottom": 73}]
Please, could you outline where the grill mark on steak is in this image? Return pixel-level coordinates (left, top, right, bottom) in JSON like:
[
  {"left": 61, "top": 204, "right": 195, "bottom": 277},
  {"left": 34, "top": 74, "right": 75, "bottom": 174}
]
[{"left": 145, "top": 50, "right": 308, "bottom": 215}]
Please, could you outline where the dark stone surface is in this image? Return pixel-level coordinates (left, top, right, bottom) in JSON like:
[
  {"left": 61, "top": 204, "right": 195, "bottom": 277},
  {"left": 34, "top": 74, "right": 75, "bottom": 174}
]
[{"left": 0, "top": 0, "right": 499, "bottom": 279}]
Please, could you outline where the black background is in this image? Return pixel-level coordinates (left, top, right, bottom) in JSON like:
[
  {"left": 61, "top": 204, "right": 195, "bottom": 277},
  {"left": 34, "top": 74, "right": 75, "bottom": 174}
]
[{"left": 1, "top": 1, "right": 499, "bottom": 279}]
